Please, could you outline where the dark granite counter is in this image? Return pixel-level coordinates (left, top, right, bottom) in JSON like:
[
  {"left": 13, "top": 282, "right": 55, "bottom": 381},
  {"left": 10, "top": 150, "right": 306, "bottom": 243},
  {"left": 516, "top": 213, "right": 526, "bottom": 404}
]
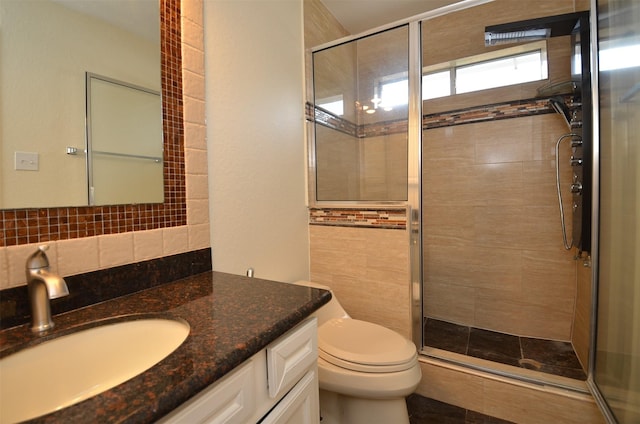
[{"left": 0, "top": 271, "right": 331, "bottom": 423}]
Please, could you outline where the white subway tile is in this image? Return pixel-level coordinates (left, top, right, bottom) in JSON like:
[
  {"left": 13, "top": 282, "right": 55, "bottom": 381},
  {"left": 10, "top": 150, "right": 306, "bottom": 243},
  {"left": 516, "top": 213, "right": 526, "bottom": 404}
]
[
  {"left": 163, "top": 226, "right": 189, "bottom": 256},
  {"left": 56, "top": 237, "right": 100, "bottom": 277},
  {"left": 98, "top": 233, "right": 134, "bottom": 268},
  {"left": 133, "top": 229, "right": 164, "bottom": 262},
  {"left": 188, "top": 223, "right": 210, "bottom": 250}
]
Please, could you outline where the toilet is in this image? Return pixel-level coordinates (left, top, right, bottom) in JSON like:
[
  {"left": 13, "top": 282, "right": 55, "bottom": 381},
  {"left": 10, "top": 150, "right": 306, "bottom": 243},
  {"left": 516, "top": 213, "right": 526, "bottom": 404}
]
[{"left": 294, "top": 281, "right": 422, "bottom": 424}]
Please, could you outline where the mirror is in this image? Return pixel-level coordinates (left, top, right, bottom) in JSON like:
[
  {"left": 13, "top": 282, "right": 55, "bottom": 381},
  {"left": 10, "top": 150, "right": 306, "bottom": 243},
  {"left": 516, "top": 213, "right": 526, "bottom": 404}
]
[
  {"left": 0, "top": 0, "right": 162, "bottom": 209},
  {"left": 0, "top": 0, "right": 186, "bottom": 247}
]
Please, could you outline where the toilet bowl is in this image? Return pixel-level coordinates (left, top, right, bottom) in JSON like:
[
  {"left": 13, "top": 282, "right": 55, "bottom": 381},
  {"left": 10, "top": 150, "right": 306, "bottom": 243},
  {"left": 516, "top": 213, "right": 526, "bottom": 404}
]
[{"left": 293, "top": 281, "right": 422, "bottom": 424}]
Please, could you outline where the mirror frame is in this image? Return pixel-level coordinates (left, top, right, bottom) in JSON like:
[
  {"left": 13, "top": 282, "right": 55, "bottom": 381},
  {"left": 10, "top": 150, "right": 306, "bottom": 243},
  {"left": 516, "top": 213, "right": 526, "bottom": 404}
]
[{"left": 0, "top": 0, "right": 185, "bottom": 247}]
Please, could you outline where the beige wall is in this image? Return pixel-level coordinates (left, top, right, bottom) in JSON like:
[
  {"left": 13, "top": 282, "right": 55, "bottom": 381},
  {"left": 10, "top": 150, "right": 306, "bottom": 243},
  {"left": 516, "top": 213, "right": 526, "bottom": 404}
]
[
  {"left": 423, "top": 114, "right": 578, "bottom": 340},
  {"left": 309, "top": 225, "right": 411, "bottom": 339},
  {"left": 204, "top": 0, "right": 310, "bottom": 283},
  {"left": 0, "top": 0, "right": 208, "bottom": 288}
]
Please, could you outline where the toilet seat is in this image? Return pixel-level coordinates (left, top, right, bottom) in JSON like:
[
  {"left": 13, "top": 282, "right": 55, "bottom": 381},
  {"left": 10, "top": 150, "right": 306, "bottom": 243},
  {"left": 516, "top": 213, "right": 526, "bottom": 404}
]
[{"left": 318, "top": 318, "right": 417, "bottom": 373}]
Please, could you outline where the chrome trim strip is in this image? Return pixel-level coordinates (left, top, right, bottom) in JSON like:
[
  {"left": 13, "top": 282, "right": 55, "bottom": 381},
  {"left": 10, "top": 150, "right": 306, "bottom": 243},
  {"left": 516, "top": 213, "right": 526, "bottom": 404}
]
[
  {"left": 408, "top": 21, "right": 423, "bottom": 349},
  {"left": 586, "top": 2, "right": 616, "bottom": 423},
  {"left": 311, "top": 0, "right": 495, "bottom": 53}
]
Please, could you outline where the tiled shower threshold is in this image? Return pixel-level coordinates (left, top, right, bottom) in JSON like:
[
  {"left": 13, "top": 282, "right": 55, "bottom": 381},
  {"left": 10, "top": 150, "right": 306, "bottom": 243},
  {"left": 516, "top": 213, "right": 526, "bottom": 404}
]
[{"left": 424, "top": 318, "right": 587, "bottom": 381}]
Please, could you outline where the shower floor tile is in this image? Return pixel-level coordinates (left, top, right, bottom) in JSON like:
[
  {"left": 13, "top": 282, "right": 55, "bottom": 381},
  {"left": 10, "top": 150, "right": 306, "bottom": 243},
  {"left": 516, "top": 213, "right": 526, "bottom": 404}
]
[
  {"left": 467, "top": 328, "right": 521, "bottom": 367},
  {"left": 424, "top": 318, "right": 469, "bottom": 354},
  {"left": 424, "top": 318, "right": 586, "bottom": 380},
  {"left": 406, "top": 394, "right": 514, "bottom": 424}
]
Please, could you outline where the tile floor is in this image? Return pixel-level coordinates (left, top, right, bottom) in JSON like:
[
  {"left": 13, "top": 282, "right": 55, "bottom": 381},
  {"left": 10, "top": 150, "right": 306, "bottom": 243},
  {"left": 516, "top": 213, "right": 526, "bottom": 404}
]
[
  {"left": 424, "top": 318, "right": 586, "bottom": 380},
  {"left": 406, "top": 394, "right": 514, "bottom": 424}
]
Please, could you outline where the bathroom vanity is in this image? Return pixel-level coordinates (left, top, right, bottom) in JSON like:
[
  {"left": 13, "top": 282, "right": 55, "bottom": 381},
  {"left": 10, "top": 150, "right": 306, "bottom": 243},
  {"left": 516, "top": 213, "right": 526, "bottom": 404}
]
[{"left": 0, "top": 271, "right": 330, "bottom": 423}]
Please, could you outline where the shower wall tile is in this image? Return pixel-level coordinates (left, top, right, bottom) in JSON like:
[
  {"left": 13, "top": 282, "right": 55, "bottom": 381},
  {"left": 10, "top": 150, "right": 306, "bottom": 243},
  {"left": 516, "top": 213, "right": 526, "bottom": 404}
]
[
  {"left": 424, "top": 242, "right": 522, "bottom": 290},
  {"left": 481, "top": 373, "right": 604, "bottom": 424},
  {"left": 423, "top": 113, "right": 577, "bottom": 340},
  {"left": 572, "top": 260, "right": 592, "bottom": 371},
  {"left": 472, "top": 163, "right": 524, "bottom": 206},
  {"left": 473, "top": 289, "right": 525, "bottom": 336},
  {"left": 423, "top": 205, "right": 475, "bottom": 242},
  {"left": 309, "top": 224, "right": 411, "bottom": 339},
  {"left": 474, "top": 118, "right": 535, "bottom": 164},
  {"left": 523, "top": 160, "right": 572, "bottom": 208},
  {"left": 520, "top": 303, "right": 574, "bottom": 341},
  {"left": 417, "top": 360, "right": 605, "bottom": 424},
  {"left": 424, "top": 281, "right": 476, "bottom": 325},
  {"left": 422, "top": 126, "right": 476, "bottom": 165},
  {"left": 522, "top": 249, "right": 576, "bottom": 311}
]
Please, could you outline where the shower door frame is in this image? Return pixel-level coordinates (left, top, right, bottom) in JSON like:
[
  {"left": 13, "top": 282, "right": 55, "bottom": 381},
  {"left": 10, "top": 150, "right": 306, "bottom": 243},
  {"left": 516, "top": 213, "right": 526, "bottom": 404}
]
[
  {"left": 308, "top": 0, "right": 495, "bottom": 354},
  {"left": 309, "top": 0, "right": 600, "bottom": 395}
]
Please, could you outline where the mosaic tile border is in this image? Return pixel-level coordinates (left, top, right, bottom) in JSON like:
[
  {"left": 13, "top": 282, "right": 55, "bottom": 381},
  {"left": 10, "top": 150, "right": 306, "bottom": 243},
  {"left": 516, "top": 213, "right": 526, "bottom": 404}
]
[
  {"left": 307, "top": 97, "right": 560, "bottom": 137},
  {"left": 0, "top": 0, "right": 185, "bottom": 247},
  {"left": 309, "top": 208, "right": 407, "bottom": 230}
]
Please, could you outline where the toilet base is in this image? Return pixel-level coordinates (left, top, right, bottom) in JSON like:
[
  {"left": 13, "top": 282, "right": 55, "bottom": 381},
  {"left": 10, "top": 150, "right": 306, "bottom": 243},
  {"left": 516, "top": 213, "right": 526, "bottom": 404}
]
[{"left": 319, "top": 389, "right": 410, "bottom": 424}]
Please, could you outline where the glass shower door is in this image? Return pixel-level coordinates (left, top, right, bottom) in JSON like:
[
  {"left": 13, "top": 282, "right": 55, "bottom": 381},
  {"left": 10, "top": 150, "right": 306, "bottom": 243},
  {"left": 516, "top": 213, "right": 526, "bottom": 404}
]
[
  {"left": 592, "top": 0, "right": 640, "bottom": 422},
  {"left": 311, "top": 25, "right": 409, "bottom": 203}
]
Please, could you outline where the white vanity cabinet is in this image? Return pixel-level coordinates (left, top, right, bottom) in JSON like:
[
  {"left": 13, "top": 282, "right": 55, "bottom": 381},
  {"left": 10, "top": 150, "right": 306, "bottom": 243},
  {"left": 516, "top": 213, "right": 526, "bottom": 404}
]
[{"left": 159, "top": 317, "right": 319, "bottom": 424}]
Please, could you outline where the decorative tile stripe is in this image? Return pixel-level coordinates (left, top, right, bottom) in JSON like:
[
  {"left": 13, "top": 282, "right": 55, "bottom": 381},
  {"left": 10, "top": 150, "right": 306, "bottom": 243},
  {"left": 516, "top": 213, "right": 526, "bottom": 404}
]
[
  {"left": 307, "top": 97, "right": 559, "bottom": 138},
  {"left": 309, "top": 208, "right": 407, "bottom": 230},
  {"left": 423, "top": 97, "right": 554, "bottom": 129},
  {"left": 313, "top": 105, "right": 358, "bottom": 136},
  {"left": 1, "top": 0, "right": 185, "bottom": 247}
]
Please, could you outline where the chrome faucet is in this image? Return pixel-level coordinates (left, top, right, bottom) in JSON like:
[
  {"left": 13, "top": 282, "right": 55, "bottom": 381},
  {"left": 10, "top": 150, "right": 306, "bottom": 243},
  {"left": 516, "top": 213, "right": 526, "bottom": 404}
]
[{"left": 25, "top": 245, "right": 69, "bottom": 333}]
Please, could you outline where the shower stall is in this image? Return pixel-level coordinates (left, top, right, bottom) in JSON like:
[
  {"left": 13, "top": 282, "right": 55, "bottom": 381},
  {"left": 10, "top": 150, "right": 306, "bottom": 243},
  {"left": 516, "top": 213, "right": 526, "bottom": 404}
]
[
  {"left": 312, "top": 0, "right": 591, "bottom": 384},
  {"left": 310, "top": 0, "right": 639, "bottom": 421}
]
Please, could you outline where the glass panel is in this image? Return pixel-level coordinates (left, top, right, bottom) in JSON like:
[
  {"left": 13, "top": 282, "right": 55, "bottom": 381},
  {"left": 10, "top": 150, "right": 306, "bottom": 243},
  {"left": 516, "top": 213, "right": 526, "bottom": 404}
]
[
  {"left": 594, "top": 0, "right": 640, "bottom": 421},
  {"left": 313, "top": 26, "right": 409, "bottom": 202},
  {"left": 420, "top": 1, "right": 588, "bottom": 383}
]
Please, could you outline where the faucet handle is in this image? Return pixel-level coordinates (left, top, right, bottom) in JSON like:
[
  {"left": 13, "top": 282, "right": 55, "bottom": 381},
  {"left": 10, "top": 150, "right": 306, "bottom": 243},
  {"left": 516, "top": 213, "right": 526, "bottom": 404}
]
[{"left": 26, "top": 245, "right": 51, "bottom": 270}]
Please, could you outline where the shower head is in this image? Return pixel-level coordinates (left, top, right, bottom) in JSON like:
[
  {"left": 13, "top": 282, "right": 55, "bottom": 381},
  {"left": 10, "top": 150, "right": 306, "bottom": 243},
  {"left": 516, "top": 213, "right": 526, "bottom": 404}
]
[
  {"left": 549, "top": 97, "right": 572, "bottom": 130},
  {"left": 484, "top": 12, "right": 585, "bottom": 47},
  {"left": 484, "top": 29, "right": 550, "bottom": 46}
]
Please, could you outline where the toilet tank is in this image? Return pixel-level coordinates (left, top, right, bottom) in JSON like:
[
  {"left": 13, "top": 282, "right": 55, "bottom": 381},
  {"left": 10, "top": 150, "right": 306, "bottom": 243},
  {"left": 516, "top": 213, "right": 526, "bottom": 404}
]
[{"left": 292, "top": 281, "right": 349, "bottom": 326}]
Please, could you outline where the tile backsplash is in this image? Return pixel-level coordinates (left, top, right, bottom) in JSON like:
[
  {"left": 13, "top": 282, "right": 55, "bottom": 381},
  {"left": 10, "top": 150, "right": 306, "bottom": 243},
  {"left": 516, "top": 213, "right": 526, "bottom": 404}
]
[{"left": 0, "top": 248, "right": 212, "bottom": 330}]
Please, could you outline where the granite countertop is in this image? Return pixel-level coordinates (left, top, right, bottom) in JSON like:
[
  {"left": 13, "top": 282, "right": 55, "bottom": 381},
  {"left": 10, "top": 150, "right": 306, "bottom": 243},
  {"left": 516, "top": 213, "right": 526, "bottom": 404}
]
[{"left": 0, "top": 271, "right": 331, "bottom": 423}]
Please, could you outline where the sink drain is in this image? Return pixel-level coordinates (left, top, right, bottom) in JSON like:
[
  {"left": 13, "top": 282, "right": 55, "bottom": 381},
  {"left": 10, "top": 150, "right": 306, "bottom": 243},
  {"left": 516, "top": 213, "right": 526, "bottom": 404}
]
[{"left": 518, "top": 358, "right": 542, "bottom": 370}]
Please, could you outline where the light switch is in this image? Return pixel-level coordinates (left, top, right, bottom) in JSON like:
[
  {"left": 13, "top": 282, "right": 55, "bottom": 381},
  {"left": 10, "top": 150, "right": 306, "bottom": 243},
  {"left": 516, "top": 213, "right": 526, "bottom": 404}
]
[{"left": 15, "top": 151, "right": 39, "bottom": 171}]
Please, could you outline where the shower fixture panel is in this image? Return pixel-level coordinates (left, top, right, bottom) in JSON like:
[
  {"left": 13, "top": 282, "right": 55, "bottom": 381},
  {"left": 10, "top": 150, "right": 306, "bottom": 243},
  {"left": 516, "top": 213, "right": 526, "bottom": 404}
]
[
  {"left": 566, "top": 12, "right": 591, "bottom": 254},
  {"left": 486, "top": 12, "right": 592, "bottom": 253},
  {"left": 484, "top": 12, "right": 585, "bottom": 46}
]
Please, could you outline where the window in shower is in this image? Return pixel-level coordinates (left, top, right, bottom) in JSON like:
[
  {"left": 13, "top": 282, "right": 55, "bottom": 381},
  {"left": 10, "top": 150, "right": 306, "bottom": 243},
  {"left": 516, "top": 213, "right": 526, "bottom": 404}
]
[
  {"left": 311, "top": 25, "right": 409, "bottom": 202},
  {"left": 372, "top": 41, "right": 548, "bottom": 104}
]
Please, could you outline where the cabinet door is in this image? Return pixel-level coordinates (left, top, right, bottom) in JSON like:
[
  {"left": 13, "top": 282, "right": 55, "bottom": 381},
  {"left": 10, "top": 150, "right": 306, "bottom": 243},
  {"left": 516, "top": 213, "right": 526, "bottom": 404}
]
[
  {"left": 158, "top": 359, "right": 257, "bottom": 424},
  {"left": 260, "top": 370, "right": 319, "bottom": 424},
  {"left": 267, "top": 318, "right": 317, "bottom": 399}
]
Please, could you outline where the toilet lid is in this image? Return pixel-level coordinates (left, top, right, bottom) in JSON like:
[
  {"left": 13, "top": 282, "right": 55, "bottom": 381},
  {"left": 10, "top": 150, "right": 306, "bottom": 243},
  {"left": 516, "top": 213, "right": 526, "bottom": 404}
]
[{"left": 318, "top": 318, "right": 417, "bottom": 373}]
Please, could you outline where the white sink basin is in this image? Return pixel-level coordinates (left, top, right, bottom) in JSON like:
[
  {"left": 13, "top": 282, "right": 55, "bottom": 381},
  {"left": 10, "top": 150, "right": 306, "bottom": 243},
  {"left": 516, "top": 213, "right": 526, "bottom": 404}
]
[{"left": 0, "top": 318, "right": 190, "bottom": 423}]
